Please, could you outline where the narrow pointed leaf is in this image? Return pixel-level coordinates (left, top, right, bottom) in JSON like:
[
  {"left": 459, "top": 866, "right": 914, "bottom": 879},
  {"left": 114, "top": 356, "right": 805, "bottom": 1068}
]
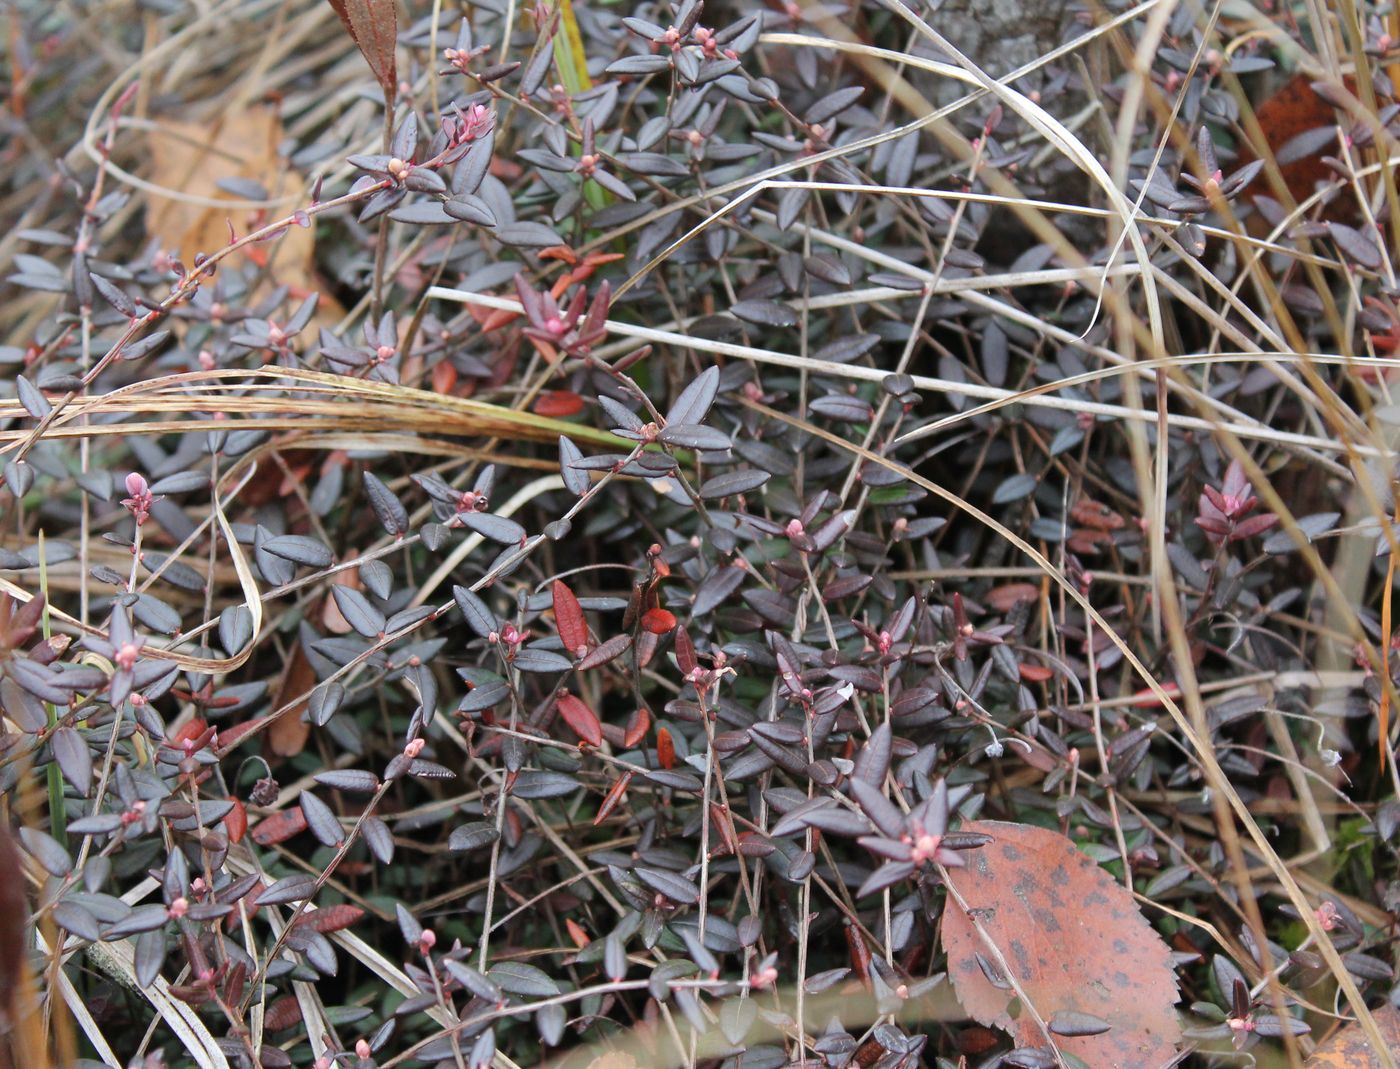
[
  {"left": 853, "top": 722, "right": 891, "bottom": 787},
  {"left": 324, "top": 0, "right": 398, "bottom": 95},
  {"left": 848, "top": 777, "right": 902, "bottom": 839},
  {"left": 556, "top": 691, "right": 603, "bottom": 747},
  {"left": 363, "top": 472, "right": 408, "bottom": 536},
  {"left": 552, "top": 580, "right": 588, "bottom": 658},
  {"left": 666, "top": 365, "right": 720, "bottom": 426}
]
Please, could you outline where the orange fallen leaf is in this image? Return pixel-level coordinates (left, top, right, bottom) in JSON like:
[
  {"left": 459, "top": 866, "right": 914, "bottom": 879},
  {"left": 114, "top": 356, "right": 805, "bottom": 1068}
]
[
  {"left": 956, "top": 1025, "right": 1001, "bottom": 1054},
  {"left": 489, "top": 155, "right": 523, "bottom": 180},
  {"left": 223, "top": 797, "right": 248, "bottom": 843},
  {"left": 250, "top": 807, "right": 308, "bottom": 846},
  {"left": 299, "top": 903, "right": 366, "bottom": 934},
  {"left": 566, "top": 918, "right": 591, "bottom": 948},
  {"left": 431, "top": 360, "right": 458, "bottom": 395},
  {"left": 552, "top": 579, "right": 589, "bottom": 658},
  {"left": 635, "top": 629, "right": 658, "bottom": 670},
  {"left": 623, "top": 707, "right": 650, "bottom": 748},
  {"left": 853, "top": 1038, "right": 886, "bottom": 1066},
  {"left": 941, "top": 820, "right": 1182, "bottom": 1069},
  {"left": 1069, "top": 498, "right": 1126, "bottom": 532},
  {"left": 984, "top": 583, "right": 1041, "bottom": 613},
  {"left": 170, "top": 717, "right": 209, "bottom": 747},
  {"left": 556, "top": 691, "right": 603, "bottom": 748},
  {"left": 594, "top": 772, "right": 633, "bottom": 826},
  {"left": 1305, "top": 1002, "right": 1400, "bottom": 1068},
  {"left": 471, "top": 304, "right": 520, "bottom": 332},
  {"left": 221, "top": 880, "right": 265, "bottom": 937},
  {"left": 215, "top": 717, "right": 263, "bottom": 751},
  {"left": 1239, "top": 73, "right": 1362, "bottom": 226},
  {"left": 534, "top": 390, "right": 586, "bottom": 418},
  {"left": 539, "top": 245, "right": 580, "bottom": 265},
  {"left": 1067, "top": 527, "right": 1116, "bottom": 556},
  {"left": 1130, "top": 681, "right": 1181, "bottom": 708},
  {"left": 640, "top": 607, "right": 677, "bottom": 634}
]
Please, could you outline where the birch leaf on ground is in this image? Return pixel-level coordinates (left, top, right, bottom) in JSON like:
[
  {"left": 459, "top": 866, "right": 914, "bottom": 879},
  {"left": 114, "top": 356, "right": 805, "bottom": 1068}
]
[{"left": 940, "top": 821, "right": 1181, "bottom": 1069}]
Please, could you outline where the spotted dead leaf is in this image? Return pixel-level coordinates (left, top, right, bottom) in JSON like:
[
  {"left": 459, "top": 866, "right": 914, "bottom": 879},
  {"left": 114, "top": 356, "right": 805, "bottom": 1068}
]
[
  {"left": 1305, "top": 1002, "right": 1400, "bottom": 1069},
  {"left": 941, "top": 821, "right": 1181, "bottom": 1069}
]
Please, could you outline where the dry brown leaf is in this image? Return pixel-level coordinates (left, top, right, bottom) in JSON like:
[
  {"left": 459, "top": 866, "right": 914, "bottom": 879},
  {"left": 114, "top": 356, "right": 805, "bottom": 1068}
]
[
  {"left": 941, "top": 820, "right": 1182, "bottom": 1069},
  {"left": 263, "top": 994, "right": 304, "bottom": 1032},
  {"left": 1306, "top": 1003, "right": 1400, "bottom": 1069},
  {"left": 321, "top": 567, "right": 365, "bottom": 635},
  {"left": 299, "top": 903, "right": 366, "bottom": 933},
  {"left": 267, "top": 641, "right": 315, "bottom": 757},
  {"left": 0, "top": 818, "right": 23, "bottom": 1020},
  {"left": 584, "top": 1054, "right": 638, "bottom": 1069},
  {"left": 144, "top": 104, "right": 320, "bottom": 300}
]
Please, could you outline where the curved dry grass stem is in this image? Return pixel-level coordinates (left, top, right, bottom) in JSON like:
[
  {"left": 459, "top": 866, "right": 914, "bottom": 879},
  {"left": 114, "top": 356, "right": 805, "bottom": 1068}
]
[
  {"left": 0, "top": 366, "right": 625, "bottom": 682},
  {"left": 0, "top": 366, "right": 628, "bottom": 451},
  {"left": 427, "top": 284, "right": 1400, "bottom": 460}
]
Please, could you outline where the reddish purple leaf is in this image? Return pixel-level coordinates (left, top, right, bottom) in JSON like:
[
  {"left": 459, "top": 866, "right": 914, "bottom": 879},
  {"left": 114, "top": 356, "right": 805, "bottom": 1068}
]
[
  {"left": 578, "top": 633, "right": 632, "bottom": 671},
  {"left": 324, "top": 0, "right": 398, "bottom": 97},
  {"left": 556, "top": 691, "right": 602, "bottom": 747},
  {"left": 674, "top": 627, "right": 697, "bottom": 676},
  {"left": 552, "top": 579, "right": 589, "bottom": 658}
]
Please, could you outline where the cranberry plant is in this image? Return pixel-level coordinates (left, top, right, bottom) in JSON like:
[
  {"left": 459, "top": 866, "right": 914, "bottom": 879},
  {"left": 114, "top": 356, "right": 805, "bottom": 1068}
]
[{"left": 2, "top": 1, "right": 1399, "bottom": 1068}]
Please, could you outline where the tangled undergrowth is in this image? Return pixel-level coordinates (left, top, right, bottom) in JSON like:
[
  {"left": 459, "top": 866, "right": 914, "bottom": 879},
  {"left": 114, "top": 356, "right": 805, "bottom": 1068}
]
[{"left": 2, "top": 1, "right": 1400, "bottom": 1067}]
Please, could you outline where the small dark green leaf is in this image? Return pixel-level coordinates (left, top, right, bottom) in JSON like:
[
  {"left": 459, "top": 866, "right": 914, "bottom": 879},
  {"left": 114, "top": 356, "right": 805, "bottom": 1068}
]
[{"left": 449, "top": 822, "right": 500, "bottom": 852}]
